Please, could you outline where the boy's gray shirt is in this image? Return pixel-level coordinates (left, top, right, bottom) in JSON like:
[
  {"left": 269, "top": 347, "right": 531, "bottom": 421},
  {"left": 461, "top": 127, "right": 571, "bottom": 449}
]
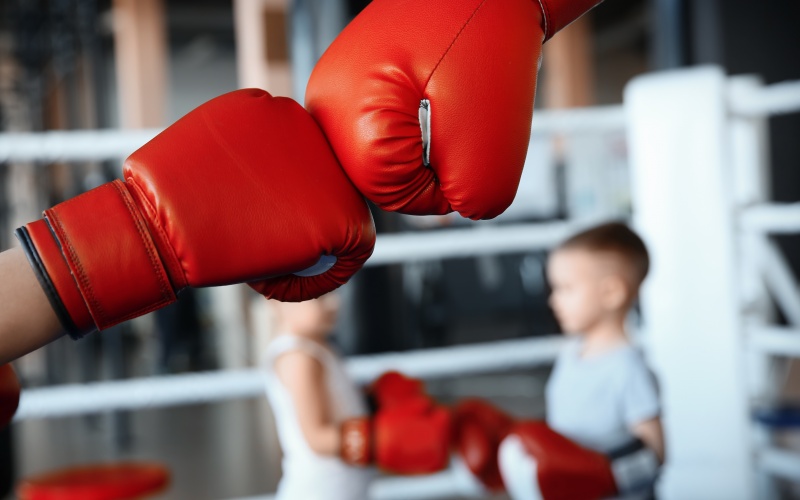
[{"left": 546, "top": 338, "right": 661, "bottom": 453}]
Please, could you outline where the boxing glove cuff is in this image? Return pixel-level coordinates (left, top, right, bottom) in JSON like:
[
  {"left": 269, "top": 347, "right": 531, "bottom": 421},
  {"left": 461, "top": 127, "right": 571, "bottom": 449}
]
[
  {"left": 16, "top": 180, "right": 177, "bottom": 339},
  {"left": 537, "top": 0, "right": 604, "bottom": 41},
  {"left": 341, "top": 417, "right": 373, "bottom": 466},
  {"left": 16, "top": 219, "right": 94, "bottom": 338}
]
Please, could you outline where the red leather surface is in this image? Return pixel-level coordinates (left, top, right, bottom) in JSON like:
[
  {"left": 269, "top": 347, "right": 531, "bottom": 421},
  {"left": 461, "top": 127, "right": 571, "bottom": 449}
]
[
  {"left": 373, "top": 395, "right": 452, "bottom": 474},
  {"left": 0, "top": 364, "right": 19, "bottom": 429},
  {"left": 16, "top": 462, "right": 170, "bottom": 500},
  {"left": 452, "top": 398, "right": 515, "bottom": 491},
  {"left": 513, "top": 421, "right": 618, "bottom": 499},
  {"left": 125, "top": 89, "right": 375, "bottom": 302},
  {"left": 306, "top": 0, "right": 543, "bottom": 220},
  {"left": 44, "top": 181, "right": 176, "bottom": 331},
  {"left": 537, "top": 0, "right": 603, "bottom": 41}
]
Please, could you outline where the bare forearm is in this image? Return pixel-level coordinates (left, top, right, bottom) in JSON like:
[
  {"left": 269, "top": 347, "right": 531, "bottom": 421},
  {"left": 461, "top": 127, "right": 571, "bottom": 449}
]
[
  {"left": 632, "top": 417, "right": 665, "bottom": 463},
  {"left": 276, "top": 351, "right": 347, "bottom": 458},
  {"left": 0, "top": 247, "right": 64, "bottom": 364},
  {"left": 303, "top": 422, "right": 343, "bottom": 457}
]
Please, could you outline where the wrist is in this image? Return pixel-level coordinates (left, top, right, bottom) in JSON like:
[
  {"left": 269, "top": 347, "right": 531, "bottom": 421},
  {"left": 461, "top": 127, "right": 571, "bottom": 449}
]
[
  {"left": 16, "top": 220, "right": 93, "bottom": 339},
  {"left": 340, "top": 417, "right": 372, "bottom": 466}
]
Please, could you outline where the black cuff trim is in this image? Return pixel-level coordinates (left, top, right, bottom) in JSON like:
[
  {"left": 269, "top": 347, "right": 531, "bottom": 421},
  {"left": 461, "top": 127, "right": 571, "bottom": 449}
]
[
  {"left": 607, "top": 437, "right": 646, "bottom": 461},
  {"left": 15, "top": 225, "right": 84, "bottom": 340}
]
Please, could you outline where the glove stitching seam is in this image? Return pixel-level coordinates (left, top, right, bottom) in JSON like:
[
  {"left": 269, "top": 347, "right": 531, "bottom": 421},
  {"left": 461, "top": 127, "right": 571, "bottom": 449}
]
[
  {"left": 424, "top": 0, "right": 491, "bottom": 91},
  {"left": 537, "top": 0, "right": 552, "bottom": 41},
  {"left": 417, "top": 0, "right": 489, "bottom": 217},
  {"left": 418, "top": 0, "right": 489, "bottom": 219},
  {"left": 111, "top": 180, "right": 176, "bottom": 307},
  {"left": 126, "top": 179, "right": 189, "bottom": 289},
  {"left": 45, "top": 198, "right": 110, "bottom": 328}
]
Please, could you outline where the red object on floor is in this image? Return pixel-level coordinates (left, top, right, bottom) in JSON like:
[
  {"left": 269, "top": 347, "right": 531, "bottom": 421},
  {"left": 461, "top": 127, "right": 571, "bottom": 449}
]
[{"left": 16, "top": 462, "right": 170, "bottom": 500}]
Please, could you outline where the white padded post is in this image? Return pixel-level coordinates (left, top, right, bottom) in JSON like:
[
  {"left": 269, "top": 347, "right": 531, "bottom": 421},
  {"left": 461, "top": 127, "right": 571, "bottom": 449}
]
[{"left": 625, "top": 66, "right": 753, "bottom": 499}]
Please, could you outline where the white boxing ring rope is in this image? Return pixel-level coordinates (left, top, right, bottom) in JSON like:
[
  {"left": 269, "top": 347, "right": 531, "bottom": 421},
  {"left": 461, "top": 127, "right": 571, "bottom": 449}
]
[
  {"left": 729, "top": 79, "right": 800, "bottom": 118},
  {"left": 13, "top": 336, "right": 565, "bottom": 421},
  {"left": 367, "top": 219, "right": 608, "bottom": 266},
  {"left": 759, "top": 448, "right": 800, "bottom": 483},
  {"left": 0, "top": 128, "right": 161, "bottom": 163},
  {"left": 0, "top": 106, "right": 628, "bottom": 163},
  {"left": 0, "top": 78, "right": 796, "bottom": 163},
  {"left": 749, "top": 325, "right": 800, "bottom": 358},
  {"left": 740, "top": 203, "right": 800, "bottom": 235}
]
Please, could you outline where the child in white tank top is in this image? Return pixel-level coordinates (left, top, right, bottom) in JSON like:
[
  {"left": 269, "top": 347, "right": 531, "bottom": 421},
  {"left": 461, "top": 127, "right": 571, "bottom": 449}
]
[{"left": 262, "top": 292, "right": 375, "bottom": 500}]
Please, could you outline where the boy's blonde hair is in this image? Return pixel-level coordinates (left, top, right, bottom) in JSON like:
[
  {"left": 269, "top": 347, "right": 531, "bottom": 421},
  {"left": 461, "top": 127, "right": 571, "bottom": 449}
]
[{"left": 557, "top": 222, "right": 650, "bottom": 293}]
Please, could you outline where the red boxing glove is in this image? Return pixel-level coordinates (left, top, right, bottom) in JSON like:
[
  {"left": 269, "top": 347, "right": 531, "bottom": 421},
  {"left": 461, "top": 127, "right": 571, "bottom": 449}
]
[
  {"left": 306, "top": 0, "right": 602, "bottom": 219},
  {"left": 452, "top": 399, "right": 515, "bottom": 492},
  {"left": 16, "top": 90, "right": 376, "bottom": 339},
  {"left": 499, "top": 421, "right": 618, "bottom": 500},
  {"left": 342, "top": 394, "right": 451, "bottom": 474},
  {"left": 0, "top": 364, "right": 20, "bottom": 428},
  {"left": 370, "top": 371, "right": 425, "bottom": 410}
]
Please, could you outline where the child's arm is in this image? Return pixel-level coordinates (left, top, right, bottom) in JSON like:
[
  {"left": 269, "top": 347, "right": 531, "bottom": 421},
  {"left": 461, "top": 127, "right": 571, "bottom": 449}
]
[
  {"left": 631, "top": 416, "right": 665, "bottom": 463},
  {"left": 274, "top": 350, "right": 341, "bottom": 456},
  {"left": 0, "top": 247, "right": 65, "bottom": 365}
]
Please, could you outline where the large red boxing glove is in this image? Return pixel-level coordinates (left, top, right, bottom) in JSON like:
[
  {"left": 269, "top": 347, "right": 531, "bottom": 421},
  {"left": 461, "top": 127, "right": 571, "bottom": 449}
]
[
  {"left": 1, "top": 364, "right": 20, "bottom": 428},
  {"left": 342, "top": 385, "right": 451, "bottom": 474},
  {"left": 306, "top": 0, "right": 602, "bottom": 219},
  {"left": 451, "top": 398, "right": 515, "bottom": 492},
  {"left": 498, "top": 421, "right": 618, "bottom": 500},
  {"left": 16, "top": 90, "right": 376, "bottom": 339}
]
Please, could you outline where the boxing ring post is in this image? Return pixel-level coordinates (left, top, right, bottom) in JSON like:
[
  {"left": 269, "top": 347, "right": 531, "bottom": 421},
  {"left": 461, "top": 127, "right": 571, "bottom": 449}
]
[
  {"left": 722, "top": 76, "right": 800, "bottom": 497},
  {"left": 627, "top": 67, "right": 800, "bottom": 499},
  {"left": 12, "top": 336, "right": 565, "bottom": 420},
  {"left": 627, "top": 66, "right": 753, "bottom": 500}
]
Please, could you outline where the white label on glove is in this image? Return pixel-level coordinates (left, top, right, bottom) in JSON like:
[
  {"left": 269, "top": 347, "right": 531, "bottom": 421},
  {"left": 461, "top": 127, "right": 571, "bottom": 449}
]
[{"left": 419, "top": 99, "right": 431, "bottom": 167}]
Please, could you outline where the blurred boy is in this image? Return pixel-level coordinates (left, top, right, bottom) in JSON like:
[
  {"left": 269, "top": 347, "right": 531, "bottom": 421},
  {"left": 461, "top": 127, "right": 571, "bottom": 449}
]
[{"left": 499, "top": 222, "right": 664, "bottom": 499}]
